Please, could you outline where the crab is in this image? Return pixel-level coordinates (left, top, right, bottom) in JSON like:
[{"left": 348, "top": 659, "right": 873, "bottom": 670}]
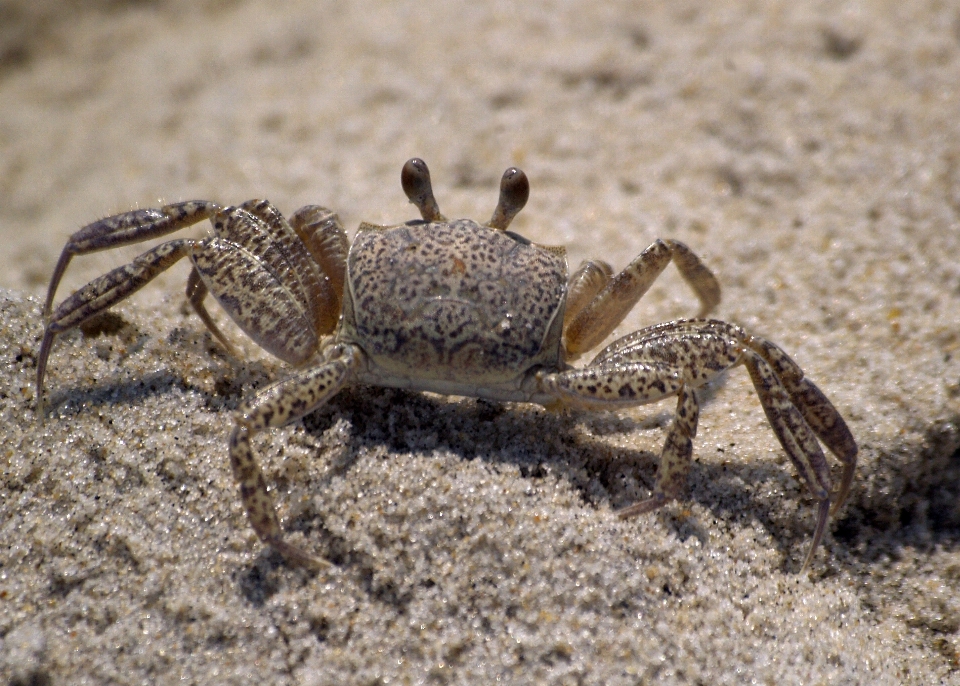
[{"left": 38, "top": 158, "right": 857, "bottom": 572}]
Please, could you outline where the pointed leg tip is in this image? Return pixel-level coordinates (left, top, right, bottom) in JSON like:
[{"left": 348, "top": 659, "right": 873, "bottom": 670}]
[
  {"left": 616, "top": 493, "right": 671, "bottom": 519},
  {"left": 35, "top": 371, "right": 47, "bottom": 425},
  {"left": 799, "top": 498, "right": 831, "bottom": 574},
  {"left": 270, "top": 537, "right": 333, "bottom": 572},
  {"left": 830, "top": 462, "right": 856, "bottom": 516}
]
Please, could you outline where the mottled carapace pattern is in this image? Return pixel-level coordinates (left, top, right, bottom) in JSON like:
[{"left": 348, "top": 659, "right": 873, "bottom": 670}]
[{"left": 342, "top": 219, "right": 566, "bottom": 384}]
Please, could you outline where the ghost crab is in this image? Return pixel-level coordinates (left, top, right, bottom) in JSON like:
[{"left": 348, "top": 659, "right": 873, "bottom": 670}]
[{"left": 38, "top": 158, "right": 857, "bottom": 572}]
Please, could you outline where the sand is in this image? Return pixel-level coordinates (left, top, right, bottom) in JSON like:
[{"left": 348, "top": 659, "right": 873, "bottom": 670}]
[{"left": 2, "top": 0, "right": 960, "bottom": 683}]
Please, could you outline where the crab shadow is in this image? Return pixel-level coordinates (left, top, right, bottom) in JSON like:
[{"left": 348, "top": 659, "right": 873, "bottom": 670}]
[
  {"left": 39, "top": 358, "right": 279, "bottom": 420},
  {"left": 37, "top": 323, "right": 278, "bottom": 420},
  {"left": 828, "top": 419, "right": 960, "bottom": 570},
  {"left": 291, "top": 378, "right": 830, "bottom": 573},
  {"left": 41, "top": 370, "right": 190, "bottom": 418}
]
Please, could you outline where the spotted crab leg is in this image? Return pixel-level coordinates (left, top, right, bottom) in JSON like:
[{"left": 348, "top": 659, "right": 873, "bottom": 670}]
[
  {"left": 43, "top": 201, "right": 220, "bottom": 319},
  {"left": 740, "top": 348, "right": 833, "bottom": 571},
  {"left": 540, "top": 318, "right": 857, "bottom": 571},
  {"left": 562, "top": 240, "right": 721, "bottom": 358},
  {"left": 744, "top": 336, "right": 858, "bottom": 514},
  {"left": 38, "top": 238, "right": 201, "bottom": 417},
  {"left": 38, "top": 200, "right": 349, "bottom": 418},
  {"left": 229, "top": 343, "right": 362, "bottom": 569}
]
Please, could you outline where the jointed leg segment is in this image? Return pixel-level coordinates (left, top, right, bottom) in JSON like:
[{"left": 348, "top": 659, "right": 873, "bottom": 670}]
[
  {"left": 617, "top": 385, "right": 700, "bottom": 517},
  {"left": 562, "top": 239, "right": 721, "bottom": 358},
  {"left": 43, "top": 201, "right": 220, "bottom": 318},
  {"left": 38, "top": 194, "right": 359, "bottom": 567},
  {"left": 186, "top": 266, "right": 239, "bottom": 357},
  {"left": 543, "top": 318, "right": 856, "bottom": 570},
  {"left": 744, "top": 336, "right": 858, "bottom": 512},
  {"left": 37, "top": 238, "right": 201, "bottom": 412},
  {"left": 37, "top": 199, "right": 349, "bottom": 416},
  {"left": 229, "top": 344, "right": 361, "bottom": 569}
]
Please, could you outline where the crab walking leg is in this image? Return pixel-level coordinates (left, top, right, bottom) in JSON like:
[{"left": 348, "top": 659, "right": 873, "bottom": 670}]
[
  {"left": 539, "top": 360, "right": 700, "bottom": 507},
  {"left": 289, "top": 205, "right": 350, "bottom": 317},
  {"left": 229, "top": 345, "right": 362, "bottom": 569},
  {"left": 563, "top": 239, "right": 721, "bottom": 357},
  {"left": 785, "top": 377, "right": 858, "bottom": 513},
  {"left": 563, "top": 259, "right": 614, "bottom": 327},
  {"left": 669, "top": 240, "right": 722, "bottom": 317},
  {"left": 745, "top": 336, "right": 858, "bottom": 513},
  {"left": 186, "top": 267, "right": 239, "bottom": 358},
  {"left": 544, "top": 318, "right": 855, "bottom": 570},
  {"left": 38, "top": 220, "right": 331, "bottom": 413},
  {"left": 741, "top": 350, "right": 835, "bottom": 571},
  {"left": 37, "top": 239, "right": 198, "bottom": 414},
  {"left": 618, "top": 385, "right": 701, "bottom": 516},
  {"left": 222, "top": 199, "right": 341, "bottom": 339},
  {"left": 44, "top": 201, "right": 220, "bottom": 318}
]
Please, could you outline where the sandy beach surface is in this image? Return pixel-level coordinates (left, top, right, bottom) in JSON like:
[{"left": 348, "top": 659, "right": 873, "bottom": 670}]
[{"left": 2, "top": 1, "right": 960, "bottom": 683}]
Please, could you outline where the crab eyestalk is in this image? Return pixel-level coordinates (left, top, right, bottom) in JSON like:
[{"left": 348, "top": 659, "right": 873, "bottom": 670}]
[
  {"left": 401, "top": 158, "right": 445, "bottom": 222},
  {"left": 487, "top": 167, "right": 529, "bottom": 231}
]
